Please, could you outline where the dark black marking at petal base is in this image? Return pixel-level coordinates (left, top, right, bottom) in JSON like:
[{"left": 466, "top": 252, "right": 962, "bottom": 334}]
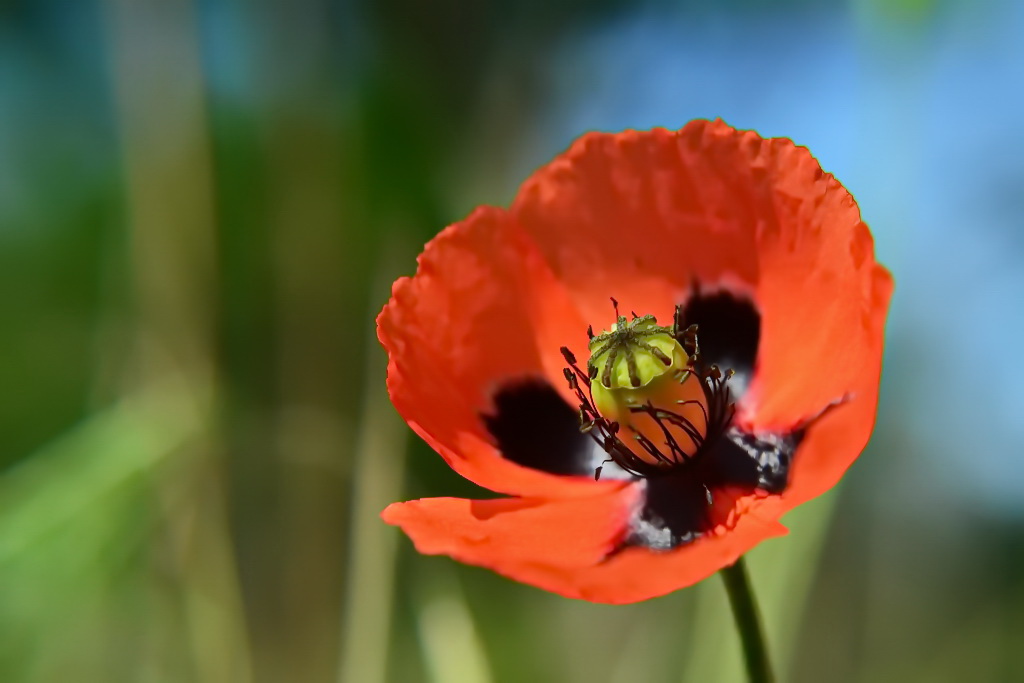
[
  {"left": 678, "top": 289, "right": 760, "bottom": 392},
  {"left": 627, "top": 472, "right": 713, "bottom": 550},
  {"left": 623, "top": 427, "right": 805, "bottom": 549},
  {"left": 710, "top": 427, "right": 802, "bottom": 493},
  {"left": 483, "top": 380, "right": 597, "bottom": 476}
]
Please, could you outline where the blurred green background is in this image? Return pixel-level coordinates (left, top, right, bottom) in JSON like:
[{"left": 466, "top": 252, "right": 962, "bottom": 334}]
[{"left": 2, "top": 0, "right": 1023, "bottom": 681}]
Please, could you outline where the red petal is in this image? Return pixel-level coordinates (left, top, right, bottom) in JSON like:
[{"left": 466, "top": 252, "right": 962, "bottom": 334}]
[
  {"left": 722, "top": 136, "right": 893, "bottom": 507},
  {"left": 378, "top": 206, "right": 617, "bottom": 497},
  {"left": 384, "top": 485, "right": 785, "bottom": 604},
  {"left": 512, "top": 119, "right": 891, "bottom": 509},
  {"left": 512, "top": 121, "right": 763, "bottom": 328},
  {"left": 767, "top": 264, "right": 893, "bottom": 510},
  {"left": 382, "top": 483, "right": 640, "bottom": 569},
  {"left": 384, "top": 487, "right": 786, "bottom": 604},
  {"left": 503, "top": 515, "right": 788, "bottom": 604}
]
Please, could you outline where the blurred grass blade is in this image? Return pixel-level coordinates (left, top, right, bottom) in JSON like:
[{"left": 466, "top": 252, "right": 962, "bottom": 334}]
[
  {"left": 0, "top": 383, "right": 202, "bottom": 681},
  {"left": 415, "top": 566, "right": 494, "bottom": 683},
  {"left": 335, "top": 353, "right": 408, "bottom": 683},
  {"left": 103, "top": 0, "right": 253, "bottom": 678},
  {"left": 758, "top": 490, "right": 844, "bottom": 679},
  {"left": 337, "top": 242, "right": 413, "bottom": 683},
  {"left": 0, "top": 382, "right": 199, "bottom": 562}
]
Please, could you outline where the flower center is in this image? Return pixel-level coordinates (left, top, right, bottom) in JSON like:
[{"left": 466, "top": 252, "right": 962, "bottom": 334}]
[{"left": 560, "top": 300, "right": 735, "bottom": 480}]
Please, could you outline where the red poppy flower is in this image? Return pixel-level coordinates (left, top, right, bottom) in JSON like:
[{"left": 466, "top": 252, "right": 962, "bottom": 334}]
[{"left": 378, "top": 119, "right": 892, "bottom": 604}]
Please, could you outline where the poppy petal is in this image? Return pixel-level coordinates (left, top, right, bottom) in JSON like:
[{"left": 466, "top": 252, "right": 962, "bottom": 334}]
[
  {"left": 767, "top": 264, "right": 893, "bottom": 510},
  {"left": 511, "top": 119, "right": 891, "bottom": 506},
  {"left": 381, "top": 483, "right": 640, "bottom": 569},
  {"left": 382, "top": 484, "right": 787, "bottom": 604},
  {"left": 428, "top": 501, "right": 786, "bottom": 602},
  {"left": 727, "top": 142, "right": 892, "bottom": 507},
  {"left": 378, "top": 206, "right": 618, "bottom": 497},
  {"left": 512, "top": 121, "right": 763, "bottom": 328}
]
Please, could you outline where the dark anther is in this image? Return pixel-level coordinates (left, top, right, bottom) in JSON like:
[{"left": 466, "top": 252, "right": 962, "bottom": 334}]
[
  {"left": 587, "top": 325, "right": 595, "bottom": 340},
  {"left": 560, "top": 346, "right": 576, "bottom": 365},
  {"left": 678, "top": 321, "right": 700, "bottom": 359}
]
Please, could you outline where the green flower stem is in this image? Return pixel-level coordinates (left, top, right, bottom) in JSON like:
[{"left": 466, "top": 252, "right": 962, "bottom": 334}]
[{"left": 720, "top": 557, "right": 774, "bottom": 683}]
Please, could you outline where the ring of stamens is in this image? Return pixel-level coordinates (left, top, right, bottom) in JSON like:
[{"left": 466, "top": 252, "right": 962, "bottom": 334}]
[{"left": 560, "top": 303, "right": 735, "bottom": 481}]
